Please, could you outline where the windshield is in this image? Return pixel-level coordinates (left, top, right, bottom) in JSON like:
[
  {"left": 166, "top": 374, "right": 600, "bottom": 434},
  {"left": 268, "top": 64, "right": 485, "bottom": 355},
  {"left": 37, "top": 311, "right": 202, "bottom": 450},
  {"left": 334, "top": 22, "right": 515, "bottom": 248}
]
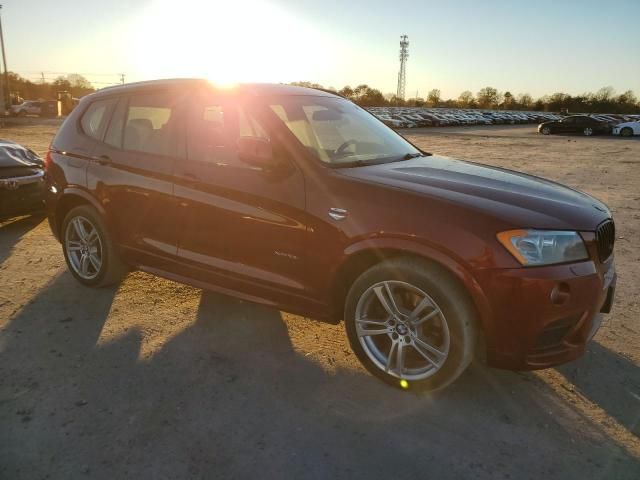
[{"left": 267, "top": 96, "right": 421, "bottom": 166}]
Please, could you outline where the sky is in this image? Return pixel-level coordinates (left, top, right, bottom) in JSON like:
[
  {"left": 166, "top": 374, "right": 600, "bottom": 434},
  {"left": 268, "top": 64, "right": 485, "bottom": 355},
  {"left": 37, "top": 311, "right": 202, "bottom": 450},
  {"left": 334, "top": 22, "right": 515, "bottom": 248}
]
[{"left": 4, "top": 0, "right": 640, "bottom": 99}]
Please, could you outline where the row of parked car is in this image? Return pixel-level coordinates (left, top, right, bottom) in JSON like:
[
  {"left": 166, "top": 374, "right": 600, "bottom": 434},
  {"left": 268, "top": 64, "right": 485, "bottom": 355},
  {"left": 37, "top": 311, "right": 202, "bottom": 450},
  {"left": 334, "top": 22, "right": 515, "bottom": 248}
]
[
  {"left": 367, "top": 106, "right": 640, "bottom": 135},
  {"left": 367, "top": 107, "right": 563, "bottom": 128},
  {"left": 538, "top": 114, "right": 640, "bottom": 137}
]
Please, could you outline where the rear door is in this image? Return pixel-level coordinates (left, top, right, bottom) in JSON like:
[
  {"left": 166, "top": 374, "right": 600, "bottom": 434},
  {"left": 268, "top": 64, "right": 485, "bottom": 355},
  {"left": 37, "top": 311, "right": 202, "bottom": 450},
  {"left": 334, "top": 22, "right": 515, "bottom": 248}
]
[
  {"left": 88, "top": 91, "right": 185, "bottom": 265},
  {"left": 173, "top": 92, "right": 308, "bottom": 302}
]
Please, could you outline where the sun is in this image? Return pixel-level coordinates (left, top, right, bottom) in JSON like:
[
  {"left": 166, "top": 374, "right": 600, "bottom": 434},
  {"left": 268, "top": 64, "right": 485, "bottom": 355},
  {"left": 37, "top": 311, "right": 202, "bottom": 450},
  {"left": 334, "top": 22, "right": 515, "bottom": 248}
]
[{"left": 128, "top": 0, "right": 333, "bottom": 85}]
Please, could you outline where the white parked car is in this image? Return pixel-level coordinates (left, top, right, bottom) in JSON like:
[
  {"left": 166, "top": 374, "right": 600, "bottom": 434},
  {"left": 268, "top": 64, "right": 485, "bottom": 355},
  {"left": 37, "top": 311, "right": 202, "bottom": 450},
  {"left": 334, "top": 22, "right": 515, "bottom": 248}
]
[
  {"left": 10, "top": 101, "right": 42, "bottom": 117},
  {"left": 612, "top": 121, "right": 640, "bottom": 137}
]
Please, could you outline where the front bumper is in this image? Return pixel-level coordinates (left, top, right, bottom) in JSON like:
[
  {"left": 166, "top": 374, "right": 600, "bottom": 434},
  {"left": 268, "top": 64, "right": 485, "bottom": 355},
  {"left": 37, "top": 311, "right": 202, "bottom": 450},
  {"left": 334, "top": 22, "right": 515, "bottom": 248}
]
[
  {"left": 0, "top": 171, "right": 46, "bottom": 220},
  {"left": 474, "top": 258, "right": 616, "bottom": 370}
]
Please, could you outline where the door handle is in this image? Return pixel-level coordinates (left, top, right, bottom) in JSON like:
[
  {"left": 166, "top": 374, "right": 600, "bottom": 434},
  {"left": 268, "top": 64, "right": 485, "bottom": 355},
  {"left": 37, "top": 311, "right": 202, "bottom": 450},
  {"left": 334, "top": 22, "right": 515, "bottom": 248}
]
[{"left": 97, "top": 155, "right": 112, "bottom": 166}]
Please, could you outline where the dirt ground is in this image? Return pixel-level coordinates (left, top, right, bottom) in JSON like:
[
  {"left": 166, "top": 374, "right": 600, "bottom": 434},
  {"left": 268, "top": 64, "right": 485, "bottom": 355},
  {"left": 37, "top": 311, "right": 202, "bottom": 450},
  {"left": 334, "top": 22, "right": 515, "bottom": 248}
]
[{"left": 1, "top": 122, "right": 639, "bottom": 479}]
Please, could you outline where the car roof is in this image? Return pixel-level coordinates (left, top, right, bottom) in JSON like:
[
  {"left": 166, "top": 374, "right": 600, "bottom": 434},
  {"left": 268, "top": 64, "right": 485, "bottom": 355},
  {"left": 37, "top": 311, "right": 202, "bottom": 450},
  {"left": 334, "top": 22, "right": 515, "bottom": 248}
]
[{"left": 89, "top": 78, "right": 340, "bottom": 100}]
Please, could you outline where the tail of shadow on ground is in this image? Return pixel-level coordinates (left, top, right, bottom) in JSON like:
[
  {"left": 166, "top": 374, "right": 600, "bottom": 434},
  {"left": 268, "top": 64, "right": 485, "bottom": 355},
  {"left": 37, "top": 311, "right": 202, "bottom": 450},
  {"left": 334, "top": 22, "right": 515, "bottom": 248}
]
[
  {"left": 0, "top": 275, "right": 638, "bottom": 479},
  {"left": 556, "top": 340, "right": 640, "bottom": 438}
]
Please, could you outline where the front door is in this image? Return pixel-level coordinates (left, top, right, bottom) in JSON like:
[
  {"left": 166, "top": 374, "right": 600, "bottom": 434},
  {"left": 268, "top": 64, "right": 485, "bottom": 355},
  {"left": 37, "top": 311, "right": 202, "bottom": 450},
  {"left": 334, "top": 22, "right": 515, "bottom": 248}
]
[{"left": 173, "top": 92, "right": 308, "bottom": 303}]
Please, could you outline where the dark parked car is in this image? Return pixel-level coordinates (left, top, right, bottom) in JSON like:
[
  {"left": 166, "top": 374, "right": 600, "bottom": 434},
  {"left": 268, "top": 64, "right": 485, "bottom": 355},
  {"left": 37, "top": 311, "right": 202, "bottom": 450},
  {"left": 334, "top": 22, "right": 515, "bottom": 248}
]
[
  {"left": 45, "top": 80, "right": 616, "bottom": 391},
  {"left": 0, "top": 140, "right": 45, "bottom": 220},
  {"left": 538, "top": 115, "right": 610, "bottom": 136}
]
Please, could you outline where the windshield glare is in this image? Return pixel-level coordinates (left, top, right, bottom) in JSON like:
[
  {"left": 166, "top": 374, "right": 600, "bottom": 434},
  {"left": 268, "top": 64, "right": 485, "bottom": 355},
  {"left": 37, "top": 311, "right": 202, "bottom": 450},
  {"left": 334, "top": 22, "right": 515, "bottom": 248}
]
[{"left": 268, "top": 96, "right": 420, "bottom": 166}]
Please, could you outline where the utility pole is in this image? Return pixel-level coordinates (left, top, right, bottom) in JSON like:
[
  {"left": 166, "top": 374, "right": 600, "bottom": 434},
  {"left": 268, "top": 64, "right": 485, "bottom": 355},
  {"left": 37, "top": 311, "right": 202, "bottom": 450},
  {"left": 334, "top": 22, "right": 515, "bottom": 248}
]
[
  {"left": 396, "top": 34, "right": 409, "bottom": 101},
  {"left": 41, "top": 72, "right": 45, "bottom": 84},
  {"left": 0, "top": 5, "right": 8, "bottom": 110},
  {"left": 120, "top": 73, "right": 125, "bottom": 85}
]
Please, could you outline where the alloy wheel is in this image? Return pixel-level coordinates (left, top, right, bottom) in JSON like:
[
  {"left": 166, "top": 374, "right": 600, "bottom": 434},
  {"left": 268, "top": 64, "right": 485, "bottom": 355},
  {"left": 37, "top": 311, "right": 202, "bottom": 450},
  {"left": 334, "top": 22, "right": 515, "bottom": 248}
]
[
  {"left": 584, "top": 127, "right": 593, "bottom": 136},
  {"left": 65, "top": 216, "right": 103, "bottom": 280},
  {"left": 542, "top": 127, "right": 551, "bottom": 135},
  {"left": 354, "top": 280, "right": 450, "bottom": 380}
]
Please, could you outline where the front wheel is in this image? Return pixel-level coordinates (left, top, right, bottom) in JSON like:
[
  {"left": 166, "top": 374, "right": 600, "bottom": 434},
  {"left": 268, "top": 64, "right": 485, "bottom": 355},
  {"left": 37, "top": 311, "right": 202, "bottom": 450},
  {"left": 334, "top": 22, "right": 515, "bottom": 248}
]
[
  {"left": 583, "top": 127, "right": 594, "bottom": 136},
  {"left": 62, "top": 205, "right": 127, "bottom": 287},
  {"left": 541, "top": 126, "right": 551, "bottom": 135},
  {"left": 620, "top": 127, "right": 633, "bottom": 137},
  {"left": 344, "top": 258, "right": 478, "bottom": 392}
]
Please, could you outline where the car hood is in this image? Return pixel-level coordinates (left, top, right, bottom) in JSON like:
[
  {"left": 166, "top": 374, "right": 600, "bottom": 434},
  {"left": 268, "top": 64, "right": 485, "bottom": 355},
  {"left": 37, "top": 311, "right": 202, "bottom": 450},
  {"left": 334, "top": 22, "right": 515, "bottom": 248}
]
[
  {"left": 0, "top": 140, "right": 43, "bottom": 178},
  {"left": 337, "top": 155, "right": 610, "bottom": 231},
  {"left": 614, "top": 121, "right": 640, "bottom": 128}
]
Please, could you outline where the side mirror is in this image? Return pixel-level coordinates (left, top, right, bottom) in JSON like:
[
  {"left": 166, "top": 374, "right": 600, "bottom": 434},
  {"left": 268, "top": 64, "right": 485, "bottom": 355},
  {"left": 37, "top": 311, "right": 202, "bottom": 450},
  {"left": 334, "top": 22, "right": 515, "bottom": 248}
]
[{"left": 237, "top": 136, "right": 273, "bottom": 169}]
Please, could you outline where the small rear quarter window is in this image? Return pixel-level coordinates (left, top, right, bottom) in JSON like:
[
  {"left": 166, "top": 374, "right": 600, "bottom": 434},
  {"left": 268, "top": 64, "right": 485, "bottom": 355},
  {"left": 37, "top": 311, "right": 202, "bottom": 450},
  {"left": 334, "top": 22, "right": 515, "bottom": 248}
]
[{"left": 80, "top": 98, "right": 116, "bottom": 140}]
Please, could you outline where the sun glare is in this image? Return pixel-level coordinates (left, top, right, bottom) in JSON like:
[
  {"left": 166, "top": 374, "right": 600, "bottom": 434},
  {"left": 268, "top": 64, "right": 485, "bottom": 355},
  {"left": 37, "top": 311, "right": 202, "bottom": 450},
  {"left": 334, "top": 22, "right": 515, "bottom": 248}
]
[{"left": 129, "top": 0, "right": 332, "bottom": 85}]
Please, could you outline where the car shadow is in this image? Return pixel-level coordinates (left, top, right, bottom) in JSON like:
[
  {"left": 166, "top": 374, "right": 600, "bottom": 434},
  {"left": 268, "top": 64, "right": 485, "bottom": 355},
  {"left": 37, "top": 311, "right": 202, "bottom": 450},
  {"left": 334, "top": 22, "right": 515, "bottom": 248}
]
[
  {"left": 0, "top": 213, "right": 46, "bottom": 266},
  {"left": 1, "top": 284, "right": 638, "bottom": 479},
  {"left": 556, "top": 341, "right": 640, "bottom": 437}
]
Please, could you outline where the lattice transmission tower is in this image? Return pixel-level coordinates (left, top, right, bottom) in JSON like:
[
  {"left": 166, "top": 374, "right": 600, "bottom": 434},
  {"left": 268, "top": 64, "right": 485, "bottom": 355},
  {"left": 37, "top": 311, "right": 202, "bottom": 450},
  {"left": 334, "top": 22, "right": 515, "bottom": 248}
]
[{"left": 396, "top": 35, "right": 409, "bottom": 100}]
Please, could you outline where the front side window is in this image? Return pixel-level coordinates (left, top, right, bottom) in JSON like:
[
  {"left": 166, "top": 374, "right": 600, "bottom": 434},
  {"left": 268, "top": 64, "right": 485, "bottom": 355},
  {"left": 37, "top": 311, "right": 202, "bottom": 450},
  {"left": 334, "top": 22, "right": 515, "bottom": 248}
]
[
  {"left": 123, "top": 92, "right": 181, "bottom": 156},
  {"left": 187, "top": 97, "right": 269, "bottom": 165},
  {"left": 268, "top": 96, "right": 421, "bottom": 166},
  {"left": 80, "top": 98, "right": 115, "bottom": 140}
]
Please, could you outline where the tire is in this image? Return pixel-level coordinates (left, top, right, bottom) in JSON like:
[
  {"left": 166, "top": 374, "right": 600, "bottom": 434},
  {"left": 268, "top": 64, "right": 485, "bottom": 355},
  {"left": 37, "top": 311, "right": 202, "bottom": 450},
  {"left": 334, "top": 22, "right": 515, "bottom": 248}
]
[
  {"left": 541, "top": 126, "right": 551, "bottom": 135},
  {"left": 583, "top": 127, "right": 594, "bottom": 136},
  {"left": 344, "top": 257, "right": 478, "bottom": 392},
  {"left": 61, "top": 205, "right": 127, "bottom": 287},
  {"left": 620, "top": 127, "right": 633, "bottom": 137}
]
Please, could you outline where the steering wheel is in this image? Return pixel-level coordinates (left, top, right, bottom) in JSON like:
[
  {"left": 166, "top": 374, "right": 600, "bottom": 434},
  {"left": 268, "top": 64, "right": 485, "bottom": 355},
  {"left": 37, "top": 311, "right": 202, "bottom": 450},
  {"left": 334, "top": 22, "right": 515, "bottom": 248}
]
[{"left": 334, "top": 139, "right": 358, "bottom": 157}]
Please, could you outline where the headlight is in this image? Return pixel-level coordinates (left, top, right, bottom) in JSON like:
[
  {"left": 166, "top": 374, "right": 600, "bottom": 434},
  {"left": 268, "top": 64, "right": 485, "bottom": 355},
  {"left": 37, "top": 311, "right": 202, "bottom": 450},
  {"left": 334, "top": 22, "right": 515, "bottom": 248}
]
[{"left": 497, "top": 229, "right": 589, "bottom": 266}]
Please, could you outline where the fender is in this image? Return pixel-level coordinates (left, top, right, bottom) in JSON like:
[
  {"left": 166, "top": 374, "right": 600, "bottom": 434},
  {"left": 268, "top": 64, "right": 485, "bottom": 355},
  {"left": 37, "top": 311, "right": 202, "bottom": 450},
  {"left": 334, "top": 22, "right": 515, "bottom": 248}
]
[
  {"left": 50, "top": 187, "right": 108, "bottom": 240},
  {"left": 61, "top": 187, "right": 106, "bottom": 216},
  {"left": 340, "top": 236, "right": 493, "bottom": 330}
]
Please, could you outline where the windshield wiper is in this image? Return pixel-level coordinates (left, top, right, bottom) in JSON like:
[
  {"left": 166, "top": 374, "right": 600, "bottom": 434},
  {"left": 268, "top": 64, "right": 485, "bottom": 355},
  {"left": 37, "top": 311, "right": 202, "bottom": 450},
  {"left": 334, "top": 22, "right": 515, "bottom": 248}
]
[
  {"left": 331, "top": 151, "right": 433, "bottom": 169},
  {"left": 331, "top": 159, "right": 381, "bottom": 169},
  {"left": 404, "top": 150, "right": 433, "bottom": 159}
]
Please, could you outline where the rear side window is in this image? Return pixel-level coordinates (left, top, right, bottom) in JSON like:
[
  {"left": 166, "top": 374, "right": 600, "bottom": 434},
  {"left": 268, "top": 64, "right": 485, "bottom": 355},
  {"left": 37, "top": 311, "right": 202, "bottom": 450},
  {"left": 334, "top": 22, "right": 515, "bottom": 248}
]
[
  {"left": 123, "top": 92, "right": 181, "bottom": 156},
  {"left": 80, "top": 99, "right": 115, "bottom": 140}
]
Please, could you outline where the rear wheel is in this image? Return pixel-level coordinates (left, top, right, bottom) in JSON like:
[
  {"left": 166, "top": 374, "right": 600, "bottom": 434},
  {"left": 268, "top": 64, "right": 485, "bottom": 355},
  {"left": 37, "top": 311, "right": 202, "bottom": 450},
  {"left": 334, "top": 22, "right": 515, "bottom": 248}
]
[
  {"left": 583, "top": 127, "right": 594, "bottom": 136},
  {"left": 62, "top": 205, "right": 127, "bottom": 287},
  {"left": 541, "top": 126, "right": 551, "bottom": 135},
  {"left": 621, "top": 127, "right": 633, "bottom": 137},
  {"left": 344, "top": 258, "right": 478, "bottom": 392}
]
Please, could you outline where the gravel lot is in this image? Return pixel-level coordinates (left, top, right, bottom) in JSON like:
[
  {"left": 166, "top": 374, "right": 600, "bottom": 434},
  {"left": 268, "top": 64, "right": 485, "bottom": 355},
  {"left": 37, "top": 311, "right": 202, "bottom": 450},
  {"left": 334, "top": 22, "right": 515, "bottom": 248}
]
[{"left": 1, "top": 122, "right": 639, "bottom": 479}]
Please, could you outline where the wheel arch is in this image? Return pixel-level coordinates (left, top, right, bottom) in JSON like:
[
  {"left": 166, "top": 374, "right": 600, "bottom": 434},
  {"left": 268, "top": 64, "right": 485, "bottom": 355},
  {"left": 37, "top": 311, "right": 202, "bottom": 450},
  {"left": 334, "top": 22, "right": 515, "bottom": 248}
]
[
  {"left": 331, "top": 238, "right": 492, "bottom": 333},
  {"left": 53, "top": 188, "right": 106, "bottom": 240}
]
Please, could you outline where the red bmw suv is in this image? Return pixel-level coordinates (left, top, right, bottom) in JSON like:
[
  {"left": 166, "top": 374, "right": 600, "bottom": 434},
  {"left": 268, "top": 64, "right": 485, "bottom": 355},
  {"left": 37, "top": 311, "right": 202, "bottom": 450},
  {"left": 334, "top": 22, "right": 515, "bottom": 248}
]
[{"left": 45, "top": 79, "right": 616, "bottom": 391}]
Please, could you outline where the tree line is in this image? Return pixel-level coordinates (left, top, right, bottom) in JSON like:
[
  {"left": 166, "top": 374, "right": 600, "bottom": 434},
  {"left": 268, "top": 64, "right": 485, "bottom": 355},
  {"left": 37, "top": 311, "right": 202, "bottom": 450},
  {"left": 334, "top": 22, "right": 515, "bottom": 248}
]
[
  {"left": 291, "top": 82, "right": 640, "bottom": 114},
  {"left": 7, "top": 72, "right": 639, "bottom": 114},
  {"left": 6, "top": 72, "right": 96, "bottom": 103}
]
